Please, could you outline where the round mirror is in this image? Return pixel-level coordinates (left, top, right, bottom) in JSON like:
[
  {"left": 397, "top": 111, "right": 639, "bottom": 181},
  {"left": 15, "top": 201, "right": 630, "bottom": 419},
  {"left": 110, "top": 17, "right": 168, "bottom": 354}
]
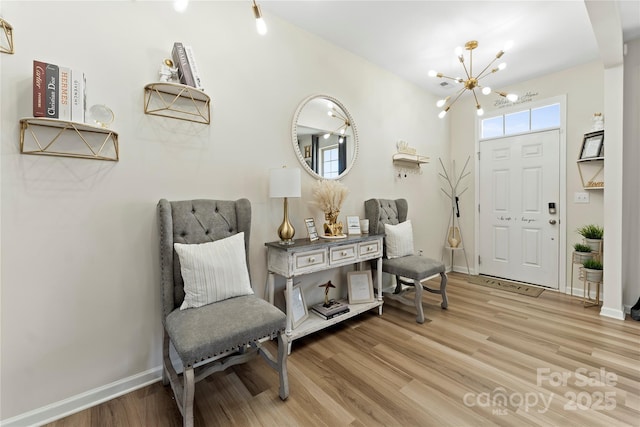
[{"left": 292, "top": 94, "right": 358, "bottom": 180}]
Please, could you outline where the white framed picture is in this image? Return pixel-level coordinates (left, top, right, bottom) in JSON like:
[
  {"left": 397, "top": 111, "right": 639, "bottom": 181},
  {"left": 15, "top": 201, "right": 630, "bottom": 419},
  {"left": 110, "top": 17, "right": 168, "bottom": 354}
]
[
  {"left": 346, "top": 215, "right": 361, "bottom": 235},
  {"left": 347, "top": 270, "right": 374, "bottom": 304},
  {"left": 286, "top": 284, "right": 308, "bottom": 328},
  {"left": 304, "top": 217, "right": 319, "bottom": 241}
]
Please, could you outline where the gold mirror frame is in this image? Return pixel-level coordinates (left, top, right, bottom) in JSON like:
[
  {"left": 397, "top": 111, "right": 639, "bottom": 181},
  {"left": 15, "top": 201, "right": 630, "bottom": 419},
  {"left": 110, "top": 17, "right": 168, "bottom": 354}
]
[{"left": 292, "top": 94, "right": 359, "bottom": 180}]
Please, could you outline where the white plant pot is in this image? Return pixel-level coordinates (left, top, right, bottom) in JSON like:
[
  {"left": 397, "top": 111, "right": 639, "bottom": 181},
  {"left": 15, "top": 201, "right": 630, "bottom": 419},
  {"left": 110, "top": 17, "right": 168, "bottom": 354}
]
[
  {"left": 585, "top": 238, "right": 602, "bottom": 252},
  {"left": 574, "top": 251, "right": 593, "bottom": 263},
  {"left": 583, "top": 268, "right": 603, "bottom": 283}
]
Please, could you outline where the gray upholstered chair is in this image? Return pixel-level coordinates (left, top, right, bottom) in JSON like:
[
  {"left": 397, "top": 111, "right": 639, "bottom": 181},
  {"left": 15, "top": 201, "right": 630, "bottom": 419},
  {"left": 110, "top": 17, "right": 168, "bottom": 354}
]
[
  {"left": 158, "top": 199, "right": 288, "bottom": 427},
  {"left": 364, "top": 198, "right": 448, "bottom": 323}
]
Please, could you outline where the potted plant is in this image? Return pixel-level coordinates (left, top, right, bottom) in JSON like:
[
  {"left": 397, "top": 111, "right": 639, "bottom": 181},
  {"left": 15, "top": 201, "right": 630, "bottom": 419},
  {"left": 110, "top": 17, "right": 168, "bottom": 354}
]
[
  {"left": 576, "top": 224, "right": 604, "bottom": 252},
  {"left": 573, "top": 243, "right": 594, "bottom": 263},
  {"left": 582, "top": 259, "right": 603, "bottom": 282}
]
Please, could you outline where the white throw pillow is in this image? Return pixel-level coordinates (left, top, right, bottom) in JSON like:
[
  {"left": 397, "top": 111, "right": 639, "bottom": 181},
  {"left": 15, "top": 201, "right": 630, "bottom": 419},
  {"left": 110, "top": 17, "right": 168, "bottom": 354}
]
[
  {"left": 384, "top": 220, "right": 415, "bottom": 259},
  {"left": 174, "top": 232, "right": 254, "bottom": 310}
]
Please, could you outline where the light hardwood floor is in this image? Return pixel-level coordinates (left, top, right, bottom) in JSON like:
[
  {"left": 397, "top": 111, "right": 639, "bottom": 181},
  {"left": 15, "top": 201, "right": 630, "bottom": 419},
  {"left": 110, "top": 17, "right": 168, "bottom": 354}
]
[{"left": 46, "top": 273, "right": 640, "bottom": 426}]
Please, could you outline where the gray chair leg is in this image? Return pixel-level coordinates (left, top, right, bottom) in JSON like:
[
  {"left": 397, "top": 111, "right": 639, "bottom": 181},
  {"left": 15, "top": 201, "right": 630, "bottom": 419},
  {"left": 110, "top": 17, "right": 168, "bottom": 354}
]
[
  {"left": 183, "top": 368, "right": 195, "bottom": 427},
  {"left": 440, "top": 272, "right": 448, "bottom": 309},
  {"left": 413, "top": 278, "right": 425, "bottom": 324},
  {"left": 277, "top": 332, "right": 289, "bottom": 400},
  {"left": 162, "top": 332, "right": 170, "bottom": 386}
]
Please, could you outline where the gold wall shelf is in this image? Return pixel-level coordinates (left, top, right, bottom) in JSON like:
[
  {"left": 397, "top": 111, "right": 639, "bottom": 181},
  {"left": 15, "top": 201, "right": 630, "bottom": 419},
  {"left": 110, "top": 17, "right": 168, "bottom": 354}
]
[
  {"left": 0, "top": 18, "right": 15, "bottom": 54},
  {"left": 577, "top": 157, "right": 604, "bottom": 190},
  {"left": 143, "top": 82, "right": 210, "bottom": 124},
  {"left": 20, "top": 118, "right": 119, "bottom": 161}
]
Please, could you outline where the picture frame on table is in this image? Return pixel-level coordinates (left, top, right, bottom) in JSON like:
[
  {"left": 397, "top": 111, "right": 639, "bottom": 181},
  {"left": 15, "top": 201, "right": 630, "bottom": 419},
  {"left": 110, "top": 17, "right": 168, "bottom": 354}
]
[
  {"left": 304, "top": 217, "right": 319, "bottom": 241},
  {"left": 286, "top": 284, "right": 308, "bottom": 329},
  {"left": 579, "top": 131, "right": 604, "bottom": 160},
  {"left": 346, "top": 215, "right": 361, "bottom": 235},
  {"left": 347, "top": 270, "right": 374, "bottom": 304}
]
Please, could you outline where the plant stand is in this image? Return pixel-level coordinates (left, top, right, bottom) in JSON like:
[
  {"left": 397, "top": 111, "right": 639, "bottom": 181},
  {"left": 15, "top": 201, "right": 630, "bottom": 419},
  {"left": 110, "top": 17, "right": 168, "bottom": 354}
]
[
  {"left": 579, "top": 267, "right": 602, "bottom": 307},
  {"left": 570, "top": 238, "right": 602, "bottom": 297},
  {"left": 570, "top": 251, "right": 593, "bottom": 296}
]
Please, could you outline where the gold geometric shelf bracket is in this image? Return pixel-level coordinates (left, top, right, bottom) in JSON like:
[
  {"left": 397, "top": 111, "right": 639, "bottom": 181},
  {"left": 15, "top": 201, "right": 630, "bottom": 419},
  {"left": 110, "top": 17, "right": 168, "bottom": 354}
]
[
  {"left": 0, "top": 18, "right": 15, "bottom": 54},
  {"left": 144, "top": 82, "right": 211, "bottom": 124},
  {"left": 20, "top": 118, "right": 119, "bottom": 161},
  {"left": 577, "top": 158, "right": 604, "bottom": 189}
]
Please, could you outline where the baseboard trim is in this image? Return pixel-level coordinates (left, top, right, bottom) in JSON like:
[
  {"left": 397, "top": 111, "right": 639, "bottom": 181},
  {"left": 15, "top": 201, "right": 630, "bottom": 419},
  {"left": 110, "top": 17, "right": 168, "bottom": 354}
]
[
  {"left": 1, "top": 367, "right": 162, "bottom": 427},
  {"left": 450, "top": 265, "right": 476, "bottom": 276},
  {"left": 599, "top": 306, "right": 626, "bottom": 320}
]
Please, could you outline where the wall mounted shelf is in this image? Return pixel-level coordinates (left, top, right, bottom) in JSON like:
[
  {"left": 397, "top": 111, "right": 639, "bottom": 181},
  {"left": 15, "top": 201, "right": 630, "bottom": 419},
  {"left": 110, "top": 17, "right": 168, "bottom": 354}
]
[
  {"left": 143, "top": 82, "right": 210, "bottom": 124},
  {"left": 392, "top": 152, "right": 429, "bottom": 177},
  {"left": 392, "top": 153, "right": 429, "bottom": 165},
  {"left": 0, "top": 18, "right": 14, "bottom": 54},
  {"left": 577, "top": 157, "right": 604, "bottom": 190},
  {"left": 20, "top": 118, "right": 119, "bottom": 161}
]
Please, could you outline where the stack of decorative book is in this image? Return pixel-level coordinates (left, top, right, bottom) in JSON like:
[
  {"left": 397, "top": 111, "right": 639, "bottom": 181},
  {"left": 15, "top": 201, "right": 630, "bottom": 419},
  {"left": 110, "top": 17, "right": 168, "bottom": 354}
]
[
  {"left": 312, "top": 299, "right": 349, "bottom": 320},
  {"left": 171, "top": 42, "right": 204, "bottom": 90},
  {"left": 33, "top": 60, "right": 85, "bottom": 122}
]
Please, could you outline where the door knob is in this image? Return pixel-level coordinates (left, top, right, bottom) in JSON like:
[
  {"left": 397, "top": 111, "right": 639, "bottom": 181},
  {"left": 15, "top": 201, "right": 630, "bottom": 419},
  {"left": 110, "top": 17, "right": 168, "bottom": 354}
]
[{"left": 549, "top": 219, "right": 557, "bottom": 225}]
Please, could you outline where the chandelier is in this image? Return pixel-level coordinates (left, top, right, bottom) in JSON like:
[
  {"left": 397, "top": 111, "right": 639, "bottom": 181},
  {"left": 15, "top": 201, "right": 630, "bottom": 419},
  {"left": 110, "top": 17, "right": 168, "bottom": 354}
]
[
  {"left": 324, "top": 106, "right": 351, "bottom": 143},
  {"left": 429, "top": 40, "right": 518, "bottom": 118}
]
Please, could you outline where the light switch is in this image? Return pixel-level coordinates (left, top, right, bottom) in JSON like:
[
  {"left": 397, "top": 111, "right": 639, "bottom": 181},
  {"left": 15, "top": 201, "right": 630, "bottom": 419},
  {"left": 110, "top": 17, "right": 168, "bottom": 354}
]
[{"left": 574, "top": 192, "right": 590, "bottom": 203}]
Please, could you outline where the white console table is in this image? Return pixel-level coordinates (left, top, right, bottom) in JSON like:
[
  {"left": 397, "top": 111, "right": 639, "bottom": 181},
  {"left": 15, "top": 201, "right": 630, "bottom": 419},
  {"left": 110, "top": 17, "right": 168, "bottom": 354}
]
[{"left": 265, "top": 234, "right": 383, "bottom": 353}]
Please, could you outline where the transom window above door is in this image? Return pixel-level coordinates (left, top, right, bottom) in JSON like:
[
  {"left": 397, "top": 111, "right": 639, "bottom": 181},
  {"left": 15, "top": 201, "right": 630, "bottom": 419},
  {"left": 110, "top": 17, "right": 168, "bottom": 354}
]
[{"left": 481, "top": 103, "right": 560, "bottom": 139}]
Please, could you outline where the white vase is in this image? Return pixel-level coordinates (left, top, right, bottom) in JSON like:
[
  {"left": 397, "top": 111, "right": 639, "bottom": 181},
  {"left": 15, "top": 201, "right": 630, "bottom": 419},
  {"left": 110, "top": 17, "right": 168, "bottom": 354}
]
[
  {"left": 583, "top": 268, "right": 603, "bottom": 283},
  {"left": 585, "top": 238, "right": 602, "bottom": 252},
  {"left": 448, "top": 227, "right": 460, "bottom": 248},
  {"left": 574, "top": 251, "right": 593, "bottom": 263}
]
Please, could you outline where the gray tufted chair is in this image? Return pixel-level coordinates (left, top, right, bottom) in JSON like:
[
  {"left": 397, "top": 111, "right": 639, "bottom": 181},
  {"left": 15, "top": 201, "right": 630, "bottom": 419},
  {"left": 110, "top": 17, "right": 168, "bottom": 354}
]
[
  {"left": 158, "top": 199, "right": 288, "bottom": 426},
  {"left": 364, "top": 198, "right": 448, "bottom": 323}
]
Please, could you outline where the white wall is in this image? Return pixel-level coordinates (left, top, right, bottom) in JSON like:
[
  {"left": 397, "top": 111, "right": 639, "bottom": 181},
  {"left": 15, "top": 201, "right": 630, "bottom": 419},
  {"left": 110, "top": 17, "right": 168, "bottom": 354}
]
[
  {"left": 622, "top": 38, "right": 640, "bottom": 310},
  {"left": 0, "top": 1, "right": 449, "bottom": 420},
  {"left": 448, "top": 61, "right": 605, "bottom": 292}
]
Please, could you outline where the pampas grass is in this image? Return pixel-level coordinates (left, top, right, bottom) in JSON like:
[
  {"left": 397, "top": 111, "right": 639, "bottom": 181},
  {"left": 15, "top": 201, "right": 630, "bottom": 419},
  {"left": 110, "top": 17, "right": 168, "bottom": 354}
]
[{"left": 311, "top": 180, "right": 348, "bottom": 214}]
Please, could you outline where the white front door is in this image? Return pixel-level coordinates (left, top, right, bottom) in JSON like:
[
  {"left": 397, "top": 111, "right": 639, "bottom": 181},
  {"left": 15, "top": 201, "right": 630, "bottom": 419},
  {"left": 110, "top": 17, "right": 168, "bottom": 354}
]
[{"left": 479, "top": 130, "right": 560, "bottom": 288}]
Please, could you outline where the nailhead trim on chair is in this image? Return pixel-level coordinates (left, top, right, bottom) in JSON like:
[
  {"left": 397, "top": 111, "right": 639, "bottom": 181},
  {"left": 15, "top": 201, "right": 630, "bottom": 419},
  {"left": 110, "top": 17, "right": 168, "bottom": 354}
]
[{"left": 185, "top": 330, "right": 285, "bottom": 367}]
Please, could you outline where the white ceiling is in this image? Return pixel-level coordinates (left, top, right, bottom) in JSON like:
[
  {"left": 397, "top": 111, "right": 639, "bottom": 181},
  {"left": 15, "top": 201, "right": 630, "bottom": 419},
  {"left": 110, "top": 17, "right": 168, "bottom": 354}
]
[{"left": 261, "top": 0, "right": 640, "bottom": 97}]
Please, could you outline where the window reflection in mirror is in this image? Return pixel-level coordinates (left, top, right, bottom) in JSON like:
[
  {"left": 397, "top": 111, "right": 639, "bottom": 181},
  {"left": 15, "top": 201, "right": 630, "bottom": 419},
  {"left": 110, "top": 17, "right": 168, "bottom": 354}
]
[{"left": 292, "top": 95, "right": 358, "bottom": 180}]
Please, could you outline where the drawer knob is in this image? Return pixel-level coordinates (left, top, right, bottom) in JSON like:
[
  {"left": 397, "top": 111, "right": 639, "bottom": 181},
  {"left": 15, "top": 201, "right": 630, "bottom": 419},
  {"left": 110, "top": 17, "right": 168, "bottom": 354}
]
[
  {"left": 368, "top": 246, "right": 373, "bottom": 251},
  {"left": 341, "top": 251, "right": 348, "bottom": 256},
  {"left": 309, "top": 257, "right": 315, "bottom": 262}
]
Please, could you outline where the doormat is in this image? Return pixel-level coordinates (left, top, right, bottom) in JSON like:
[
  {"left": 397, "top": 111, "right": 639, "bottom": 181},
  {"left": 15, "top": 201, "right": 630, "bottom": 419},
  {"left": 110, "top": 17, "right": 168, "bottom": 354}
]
[{"left": 467, "top": 275, "right": 545, "bottom": 297}]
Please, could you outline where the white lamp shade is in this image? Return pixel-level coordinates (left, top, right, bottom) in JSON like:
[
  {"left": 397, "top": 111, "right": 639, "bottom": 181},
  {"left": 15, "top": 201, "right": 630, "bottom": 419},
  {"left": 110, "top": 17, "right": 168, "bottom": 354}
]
[{"left": 269, "top": 168, "right": 301, "bottom": 198}]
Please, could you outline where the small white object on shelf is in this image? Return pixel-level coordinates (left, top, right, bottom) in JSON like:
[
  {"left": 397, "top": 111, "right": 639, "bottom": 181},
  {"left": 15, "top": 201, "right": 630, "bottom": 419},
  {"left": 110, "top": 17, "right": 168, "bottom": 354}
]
[{"left": 591, "top": 112, "right": 604, "bottom": 131}]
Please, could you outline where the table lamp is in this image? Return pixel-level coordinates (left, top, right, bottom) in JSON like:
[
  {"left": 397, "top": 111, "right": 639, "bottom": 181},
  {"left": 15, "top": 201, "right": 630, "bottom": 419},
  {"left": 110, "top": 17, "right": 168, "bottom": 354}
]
[{"left": 269, "top": 167, "right": 301, "bottom": 245}]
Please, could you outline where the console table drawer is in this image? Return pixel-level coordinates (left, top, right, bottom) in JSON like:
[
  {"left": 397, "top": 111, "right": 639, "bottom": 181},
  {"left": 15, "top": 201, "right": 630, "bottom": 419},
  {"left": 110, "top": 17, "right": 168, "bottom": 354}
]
[
  {"left": 359, "top": 240, "right": 382, "bottom": 259},
  {"left": 293, "top": 249, "right": 327, "bottom": 272},
  {"left": 329, "top": 244, "right": 357, "bottom": 264}
]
